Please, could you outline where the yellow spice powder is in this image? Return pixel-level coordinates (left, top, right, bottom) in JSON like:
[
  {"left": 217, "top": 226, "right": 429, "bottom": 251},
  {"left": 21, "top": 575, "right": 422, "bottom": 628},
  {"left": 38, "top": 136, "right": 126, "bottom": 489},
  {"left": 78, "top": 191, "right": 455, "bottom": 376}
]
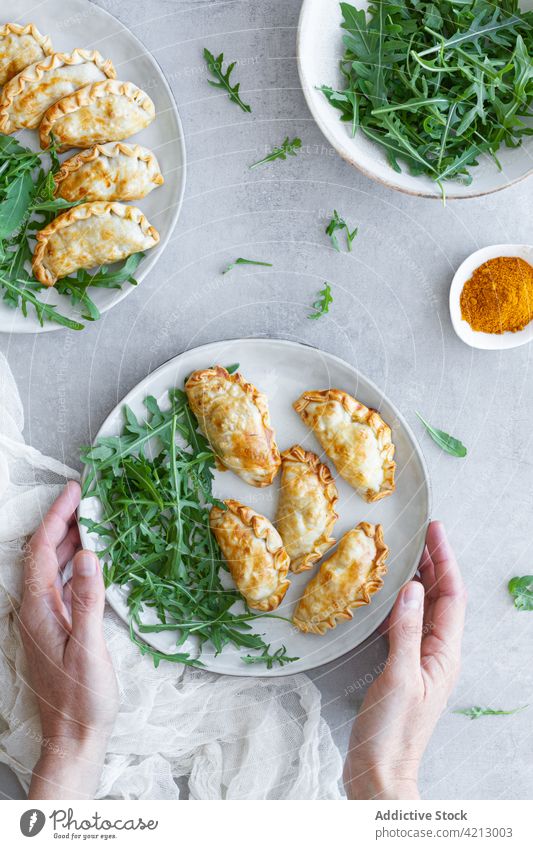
[{"left": 460, "top": 255, "right": 533, "bottom": 334}]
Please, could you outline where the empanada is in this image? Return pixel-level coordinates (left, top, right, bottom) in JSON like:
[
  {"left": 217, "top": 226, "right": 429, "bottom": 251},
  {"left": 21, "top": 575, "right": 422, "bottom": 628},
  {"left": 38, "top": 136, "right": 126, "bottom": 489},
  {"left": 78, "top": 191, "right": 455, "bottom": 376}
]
[
  {"left": 276, "top": 445, "right": 338, "bottom": 573},
  {"left": 39, "top": 80, "right": 155, "bottom": 150},
  {"left": 0, "top": 48, "right": 115, "bottom": 133},
  {"left": 185, "top": 366, "right": 281, "bottom": 487},
  {"left": 32, "top": 202, "right": 159, "bottom": 287},
  {"left": 210, "top": 500, "right": 290, "bottom": 611},
  {"left": 54, "top": 143, "right": 164, "bottom": 202},
  {"left": 0, "top": 23, "right": 52, "bottom": 87},
  {"left": 294, "top": 389, "right": 395, "bottom": 502},
  {"left": 293, "top": 522, "right": 388, "bottom": 634}
]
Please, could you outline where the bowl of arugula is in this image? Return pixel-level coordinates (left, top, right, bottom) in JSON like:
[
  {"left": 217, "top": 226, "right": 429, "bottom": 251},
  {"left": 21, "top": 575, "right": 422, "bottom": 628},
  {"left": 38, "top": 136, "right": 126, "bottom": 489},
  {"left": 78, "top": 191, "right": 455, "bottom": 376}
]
[{"left": 297, "top": 0, "right": 533, "bottom": 199}]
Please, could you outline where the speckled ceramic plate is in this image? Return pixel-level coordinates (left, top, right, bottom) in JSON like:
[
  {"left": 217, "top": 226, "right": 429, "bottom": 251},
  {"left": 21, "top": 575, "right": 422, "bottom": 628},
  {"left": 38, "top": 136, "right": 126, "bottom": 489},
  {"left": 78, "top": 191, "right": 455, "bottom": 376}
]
[
  {"left": 79, "top": 338, "right": 431, "bottom": 677},
  {"left": 0, "top": 0, "right": 186, "bottom": 333}
]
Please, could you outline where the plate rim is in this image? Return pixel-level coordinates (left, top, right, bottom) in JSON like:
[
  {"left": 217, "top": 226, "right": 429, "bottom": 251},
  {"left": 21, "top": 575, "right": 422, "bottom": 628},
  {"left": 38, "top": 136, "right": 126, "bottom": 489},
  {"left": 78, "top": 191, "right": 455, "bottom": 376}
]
[
  {"left": 0, "top": 0, "right": 187, "bottom": 334},
  {"left": 79, "top": 336, "right": 432, "bottom": 677},
  {"left": 296, "top": 0, "right": 533, "bottom": 201}
]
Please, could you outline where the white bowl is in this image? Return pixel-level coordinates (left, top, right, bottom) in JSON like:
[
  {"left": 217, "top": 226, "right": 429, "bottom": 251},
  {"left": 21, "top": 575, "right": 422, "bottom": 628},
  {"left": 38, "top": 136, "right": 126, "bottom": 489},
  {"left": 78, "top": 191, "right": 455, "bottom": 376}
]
[
  {"left": 450, "top": 245, "right": 533, "bottom": 350},
  {"left": 297, "top": 0, "right": 533, "bottom": 199}
]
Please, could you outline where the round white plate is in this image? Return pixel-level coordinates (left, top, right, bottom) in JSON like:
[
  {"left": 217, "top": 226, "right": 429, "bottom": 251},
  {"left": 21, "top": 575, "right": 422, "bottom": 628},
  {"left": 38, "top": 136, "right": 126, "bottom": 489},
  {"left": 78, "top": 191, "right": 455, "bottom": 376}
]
[
  {"left": 79, "top": 338, "right": 431, "bottom": 677},
  {"left": 297, "top": 0, "right": 533, "bottom": 199},
  {"left": 1, "top": 0, "right": 186, "bottom": 333},
  {"left": 450, "top": 244, "right": 533, "bottom": 350}
]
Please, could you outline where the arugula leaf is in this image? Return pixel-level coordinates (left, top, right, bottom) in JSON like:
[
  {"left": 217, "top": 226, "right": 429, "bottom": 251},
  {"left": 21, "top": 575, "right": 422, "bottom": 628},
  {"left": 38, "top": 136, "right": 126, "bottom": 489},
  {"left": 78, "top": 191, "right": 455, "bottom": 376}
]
[
  {"left": 416, "top": 412, "right": 467, "bottom": 457},
  {"left": 249, "top": 137, "right": 302, "bottom": 169},
  {"left": 508, "top": 575, "right": 533, "bottom": 610},
  {"left": 222, "top": 257, "right": 273, "bottom": 274},
  {"left": 454, "top": 705, "right": 528, "bottom": 720},
  {"left": 242, "top": 644, "right": 298, "bottom": 670},
  {"left": 203, "top": 48, "right": 251, "bottom": 113},
  {"left": 326, "top": 210, "right": 358, "bottom": 251},
  {"left": 308, "top": 283, "right": 333, "bottom": 320},
  {"left": 0, "top": 172, "right": 35, "bottom": 238}
]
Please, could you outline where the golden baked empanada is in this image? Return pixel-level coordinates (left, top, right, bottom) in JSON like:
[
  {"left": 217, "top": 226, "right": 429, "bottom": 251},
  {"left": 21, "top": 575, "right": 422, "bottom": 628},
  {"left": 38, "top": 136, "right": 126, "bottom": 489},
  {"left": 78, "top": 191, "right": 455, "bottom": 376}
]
[
  {"left": 54, "top": 143, "right": 164, "bottom": 202},
  {"left": 294, "top": 389, "right": 395, "bottom": 502},
  {"left": 0, "top": 48, "right": 115, "bottom": 133},
  {"left": 210, "top": 500, "right": 290, "bottom": 611},
  {"left": 39, "top": 80, "right": 155, "bottom": 150},
  {"left": 0, "top": 23, "right": 52, "bottom": 86},
  {"left": 293, "top": 522, "right": 388, "bottom": 634},
  {"left": 32, "top": 202, "right": 159, "bottom": 287},
  {"left": 185, "top": 366, "right": 281, "bottom": 487},
  {"left": 276, "top": 445, "right": 338, "bottom": 573}
]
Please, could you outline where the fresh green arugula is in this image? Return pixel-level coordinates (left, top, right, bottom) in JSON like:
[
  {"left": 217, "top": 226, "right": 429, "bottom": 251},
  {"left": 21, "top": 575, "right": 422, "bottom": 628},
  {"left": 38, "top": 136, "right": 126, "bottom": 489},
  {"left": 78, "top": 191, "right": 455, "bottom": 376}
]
[
  {"left": 321, "top": 2, "right": 533, "bottom": 191},
  {"left": 249, "top": 137, "right": 302, "bottom": 169},
  {"left": 203, "top": 49, "right": 252, "bottom": 113},
  {"left": 326, "top": 210, "right": 358, "bottom": 252},
  {"left": 80, "top": 387, "right": 297, "bottom": 670},
  {"left": 222, "top": 257, "right": 273, "bottom": 275},
  {"left": 242, "top": 644, "right": 298, "bottom": 669},
  {"left": 308, "top": 283, "right": 333, "bottom": 320},
  {"left": 454, "top": 705, "right": 528, "bottom": 720},
  {"left": 416, "top": 413, "right": 467, "bottom": 457},
  {"left": 508, "top": 576, "right": 533, "bottom": 610},
  {"left": 0, "top": 134, "right": 141, "bottom": 329}
]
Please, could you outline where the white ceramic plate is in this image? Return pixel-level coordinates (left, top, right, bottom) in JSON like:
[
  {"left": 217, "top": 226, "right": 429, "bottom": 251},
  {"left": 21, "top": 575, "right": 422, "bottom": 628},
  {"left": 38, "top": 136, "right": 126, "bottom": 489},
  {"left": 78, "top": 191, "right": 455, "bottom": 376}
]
[
  {"left": 0, "top": 0, "right": 186, "bottom": 333},
  {"left": 297, "top": 0, "right": 533, "bottom": 199},
  {"left": 450, "top": 244, "right": 533, "bottom": 350},
  {"left": 79, "top": 338, "right": 431, "bottom": 677}
]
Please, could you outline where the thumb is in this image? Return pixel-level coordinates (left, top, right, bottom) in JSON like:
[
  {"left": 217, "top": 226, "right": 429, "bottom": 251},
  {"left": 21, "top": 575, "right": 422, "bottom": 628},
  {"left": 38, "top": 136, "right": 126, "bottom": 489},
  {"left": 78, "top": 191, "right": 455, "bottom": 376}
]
[
  {"left": 387, "top": 581, "right": 425, "bottom": 673},
  {"left": 70, "top": 550, "right": 105, "bottom": 644}
]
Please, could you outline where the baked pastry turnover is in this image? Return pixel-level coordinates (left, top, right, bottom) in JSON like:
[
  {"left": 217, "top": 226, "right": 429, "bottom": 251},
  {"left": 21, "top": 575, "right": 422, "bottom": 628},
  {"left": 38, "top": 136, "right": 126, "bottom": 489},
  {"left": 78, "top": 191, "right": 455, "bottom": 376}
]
[
  {"left": 294, "top": 389, "right": 395, "bottom": 502},
  {"left": 293, "top": 522, "right": 388, "bottom": 634},
  {"left": 276, "top": 445, "right": 338, "bottom": 573},
  {"left": 32, "top": 202, "right": 159, "bottom": 287},
  {"left": 185, "top": 366, "right": 281, "bottom": 487},
  {"left": 0, "top": 48, "right": 115, "bottom": 133},
  {"left": 0, "top": 23, "right": 53, "bottom": 87},
  {"left": 39, "top": 79, "right": 155, "bottom": 150},
  {"left": 210, "top": 500, "right": 290, "bottom": 611},
  {"left": 54, "top": 143, "right": 164, "bottom": 202}
]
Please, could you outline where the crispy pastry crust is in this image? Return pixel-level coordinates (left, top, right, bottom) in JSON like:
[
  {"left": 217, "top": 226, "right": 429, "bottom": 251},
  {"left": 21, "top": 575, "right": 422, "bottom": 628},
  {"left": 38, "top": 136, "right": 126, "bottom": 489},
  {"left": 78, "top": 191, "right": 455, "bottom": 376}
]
[
  {"left": 0, "top": 49, "right": 116, "bottom": 133},
  {"left": 294, "top": 389, "right": 396, "bottom": 502},
  {"left": 32, "top": 201, "right": 159, "bottom": 287},
  {"left": 39, "top": 79, "right": 155, "bottom": 149},
  {"left": 210, "top": 499, "right": 291, "bottom": 611},
  {"left": 0, "top": 23, "right": 53, "bottom": 85},
  {"left": 53, "top": 143, "right": 164, "bottom": 200},
  {"left": 293, "top": 522, "right": 388, "bottom": 634},
  {"left": 277, "top": 445, "right": 338, "bottom": 573},
  {"left": 185, "top": 366, "right": 281, "bottom": 487}
]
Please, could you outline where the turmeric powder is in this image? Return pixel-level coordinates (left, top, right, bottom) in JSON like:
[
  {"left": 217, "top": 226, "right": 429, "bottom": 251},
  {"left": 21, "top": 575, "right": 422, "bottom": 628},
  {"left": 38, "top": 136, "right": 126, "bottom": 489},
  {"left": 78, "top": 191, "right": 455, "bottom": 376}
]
[{"left": 460, "top": 256, "right": 533, "bottom": 334}]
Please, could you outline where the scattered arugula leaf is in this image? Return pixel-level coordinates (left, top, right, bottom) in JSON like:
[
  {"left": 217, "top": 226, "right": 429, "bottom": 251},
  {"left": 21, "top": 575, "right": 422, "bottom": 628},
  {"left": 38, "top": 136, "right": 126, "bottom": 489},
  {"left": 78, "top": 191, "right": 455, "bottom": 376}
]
[
  {"left": 242, "top": 644, "right": 298, "bottom": 669},
  {"left": 454, "top": 705, "right": 528, "bottom": 720},
  {"left": 203, "top": 48, "right": 251, "bottom": 113},
  {"left": 416, "top": 412, "right": 467, "bottom": 457},
  {"left": 326, "top": 210, "right": 358, "bottom": 252},
  {"left": 508, "top": 576, "right": 533, "bottom": 611},
  {"left": 222, "top": 257, "right": 273, "bottom": 274},
  {"left": 225, "top": 363, "right": 240, "bottom": 374},
  {"left": 308, "top": 282, "right": 333, "bottom": 320},
  {"left": 249, "top": 136, "right": 302, "bottom": 169}
]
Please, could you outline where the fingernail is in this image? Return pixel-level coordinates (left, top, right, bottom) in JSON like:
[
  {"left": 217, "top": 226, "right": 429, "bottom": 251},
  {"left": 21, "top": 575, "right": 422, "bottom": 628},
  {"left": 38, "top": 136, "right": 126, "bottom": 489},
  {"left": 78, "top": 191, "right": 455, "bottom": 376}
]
[
  {"left": 402, "top": 582, "right": 423, "bottom": 609},
  {"left": 75, "top": 551, "right": 97, "bottom": 577}
]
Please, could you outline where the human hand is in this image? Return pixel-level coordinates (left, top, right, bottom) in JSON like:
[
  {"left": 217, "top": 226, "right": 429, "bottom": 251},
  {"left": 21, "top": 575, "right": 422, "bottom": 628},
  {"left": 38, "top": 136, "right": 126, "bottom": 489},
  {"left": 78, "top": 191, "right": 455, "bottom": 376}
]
[
  {"left": 343, "top": 521, "right": 467, "bottom": 800},
  {"left": 19, "top": 481, "right": 119, "bottom": 799}
]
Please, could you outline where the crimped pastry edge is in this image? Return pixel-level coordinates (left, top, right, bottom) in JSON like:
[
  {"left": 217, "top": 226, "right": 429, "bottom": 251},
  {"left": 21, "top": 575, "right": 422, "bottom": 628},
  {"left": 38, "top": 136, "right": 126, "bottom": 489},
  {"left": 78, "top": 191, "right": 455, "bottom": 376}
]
[
  {"left": 32, "top": 201, "right": 159, "bottom": 287},
  {"left": 0, "top": 24, "right": 53, "bottom": 80},
  {"left": 39, "top": 79, "right": 155, "bottom": 149},
  {"left": 210, "top": 499, "right": 291, "bottom": 612},
  {"left": 53, "top": 143, "right": 164, "bottom": 199},
  {"left": 278, "top": 444, "right": 338, "bottom": 573},
  {"left": 293, "top": 389, "right": 396, "bottom": 502},
  {"left": 0, "top": 48, "right": 116, "bottom": 134},
  {"left": 185, "top": 365, "right": 281, "bottom": 487},
  {"left": 293, "top": 522, "right": 389, "bottom": 634}
]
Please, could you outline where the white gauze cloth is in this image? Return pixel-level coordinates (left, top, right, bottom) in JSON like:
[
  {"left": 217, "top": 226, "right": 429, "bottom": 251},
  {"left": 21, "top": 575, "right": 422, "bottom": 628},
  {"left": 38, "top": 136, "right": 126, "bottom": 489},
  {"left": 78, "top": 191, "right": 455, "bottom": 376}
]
[{"left": 0, "top": 353, "right": 343, "bottom": 799}]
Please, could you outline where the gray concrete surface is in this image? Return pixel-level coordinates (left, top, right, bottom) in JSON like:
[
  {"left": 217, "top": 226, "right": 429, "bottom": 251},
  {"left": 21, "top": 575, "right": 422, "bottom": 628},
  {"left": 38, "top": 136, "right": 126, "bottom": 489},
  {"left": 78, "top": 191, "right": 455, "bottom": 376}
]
[{"left": 1, "top": 0, "right": 532, "bottom": 800}]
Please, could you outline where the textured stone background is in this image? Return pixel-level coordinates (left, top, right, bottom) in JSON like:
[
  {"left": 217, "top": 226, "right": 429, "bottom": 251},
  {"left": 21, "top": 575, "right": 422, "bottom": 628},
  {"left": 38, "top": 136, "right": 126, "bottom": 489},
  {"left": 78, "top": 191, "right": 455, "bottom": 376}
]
[{"left": 1, "top": 0, "right": 532, "bottom": 800}]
